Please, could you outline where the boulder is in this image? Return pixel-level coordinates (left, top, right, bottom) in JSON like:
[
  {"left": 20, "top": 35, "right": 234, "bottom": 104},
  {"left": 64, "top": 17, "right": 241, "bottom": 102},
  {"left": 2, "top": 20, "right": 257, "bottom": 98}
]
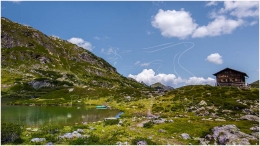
[
  {"left": 63, "top": 133, "right": 73, "bottom": 139},
  {"left": 212, "top": 124, "right": 257, "bottom": 145},
  {"left": 158, "top": 129, "right": 166, "bottom": 133},
  {"left": 198, "top": 100, "right": 207, "bottom": 106},
  {"left": 181, "top": 133, "right": 191, "bottom": 140},
  {"left": 240, "top": 115, "right": 259, "bottom": 122},
  {"left": 31, "top": 138, "right": 46, "bottom": 143},
  {"left": 77, "top": 129, "right": 84, "bottom": 133},
  {"left": 153, "top": 118, "right": 166, "bottom": 124},
  {"left": 136, "top": 140, "right": 147, "bottom": 145},
  {"left": 250, "top": 126, "right": 259, "bottom": 132}
]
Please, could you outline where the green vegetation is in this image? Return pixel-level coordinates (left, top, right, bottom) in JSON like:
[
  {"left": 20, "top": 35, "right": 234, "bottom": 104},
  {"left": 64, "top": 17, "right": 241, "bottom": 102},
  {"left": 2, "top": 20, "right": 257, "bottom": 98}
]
[
  {"left": 1, "top": 123, "right": 23, "bottom": 144},
  {"left": 250, "top": 80, "right": 259, "bottom": 88}
]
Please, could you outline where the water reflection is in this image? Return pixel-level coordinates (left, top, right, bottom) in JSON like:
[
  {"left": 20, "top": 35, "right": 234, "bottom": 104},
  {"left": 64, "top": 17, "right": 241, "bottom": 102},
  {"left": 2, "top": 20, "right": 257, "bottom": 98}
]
[{"left": 1, "top": 101, "right": 119, "bottom": 127}]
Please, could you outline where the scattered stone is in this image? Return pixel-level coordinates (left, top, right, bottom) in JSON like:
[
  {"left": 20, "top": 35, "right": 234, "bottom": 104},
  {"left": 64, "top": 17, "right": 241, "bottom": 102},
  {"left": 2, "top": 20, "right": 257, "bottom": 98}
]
[
  {"left": 250, "top": 126, "right": 259, "bottom": 132},
  {"left": 153, "top": 118, "right": 166, "bottom": 124},
  {"left": 158, "top": 129, "right": 166, "bottom": 133},
  {"left": 240, "top": 115, "right": 259, "bottom": 122},
  {"left": 46, "top": 142, "right": 53, "bottom": 145},
  {"left": 68, "top": 88, "right": 74, "bottom": 92},
  {"left": 77, "top": 129, "right": 84, "bottom": 133},
  {"left": 31, "top": 138, "right": 46, "bottom": 143},
  {"left": 136, "top": 140, "right": 147, "bottom": 145},
  {"left": 222, "top": 110, "right": 232, "bottom": 113},
  {"left": 89, "top": 127, "right": 96, "bottom": 130},
  {"left": 168, "top": 119, "right": 174, "bottom": 123},
  {"left": 116, "top": 141, "right": 122, "bottom": 145},
  {"left": 63, "top": 133, "right": 73, "bottom": 139},
  {"left": 181, "top": 133, "right": 191, "bottom": 140},
  {"left": 251, "top": 132, "right": 259, "bottom": 139},
  {"left": 205, "top": 134, "right": 213, "bottom": 141},
  {"left": 215, "top": 118, "right": 226, "bottom": 122},
  {"left": 72, "top": 131, "right": 82, "bottom": 138},
  {"left": 198, "top": 100, "right": 207, "bottom": 106}
]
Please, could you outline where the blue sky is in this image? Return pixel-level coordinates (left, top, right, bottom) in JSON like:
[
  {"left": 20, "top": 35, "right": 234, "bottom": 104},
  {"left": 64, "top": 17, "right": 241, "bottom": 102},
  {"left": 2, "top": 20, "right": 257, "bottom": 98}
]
[{"left": 1, "top": 1, "right": 259, "bottom": 87}]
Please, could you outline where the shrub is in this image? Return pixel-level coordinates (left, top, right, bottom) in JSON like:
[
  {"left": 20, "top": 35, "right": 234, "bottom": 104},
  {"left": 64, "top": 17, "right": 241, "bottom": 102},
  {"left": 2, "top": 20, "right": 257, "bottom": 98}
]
[
  {"left": 104, "top": 119, "right": 119, "bottom": 126},
  {"left": 143, "top": 121, "right": 153, "bottom": 128},
  {"left": 1, "top": 122, "right": 23, "bottom": 144},
  {"left": 41, "top": 124, "right": 61, "bottom": 134}
]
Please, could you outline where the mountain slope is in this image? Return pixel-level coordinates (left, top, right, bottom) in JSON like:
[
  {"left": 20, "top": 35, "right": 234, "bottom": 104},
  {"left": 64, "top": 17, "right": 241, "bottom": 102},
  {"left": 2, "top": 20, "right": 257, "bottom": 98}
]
[
  {"left": 250, "top": 80, "right": 259, "bottom": 88},
  {"left": 1, "top": 17, "right": 150, "bottom": 102}
]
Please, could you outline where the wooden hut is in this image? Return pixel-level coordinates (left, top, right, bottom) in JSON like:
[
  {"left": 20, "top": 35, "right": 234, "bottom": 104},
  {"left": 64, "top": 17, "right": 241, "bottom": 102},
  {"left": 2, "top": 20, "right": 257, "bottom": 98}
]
[{"left": 213, "top": 68, "right": 248, "bottom": 87}]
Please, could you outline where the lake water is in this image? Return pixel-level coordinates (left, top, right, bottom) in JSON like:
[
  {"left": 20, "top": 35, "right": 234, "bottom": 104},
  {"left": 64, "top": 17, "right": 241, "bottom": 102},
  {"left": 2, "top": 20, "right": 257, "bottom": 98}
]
[{"left": 1, "top": 98, "right": 120, "bottom": 127}]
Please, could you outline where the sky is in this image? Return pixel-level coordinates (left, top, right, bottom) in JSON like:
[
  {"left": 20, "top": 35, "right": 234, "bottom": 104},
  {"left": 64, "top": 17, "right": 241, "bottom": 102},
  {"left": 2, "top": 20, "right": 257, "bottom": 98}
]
[{"left": 1, "top": 1, "right": 259, "bottom": 88}]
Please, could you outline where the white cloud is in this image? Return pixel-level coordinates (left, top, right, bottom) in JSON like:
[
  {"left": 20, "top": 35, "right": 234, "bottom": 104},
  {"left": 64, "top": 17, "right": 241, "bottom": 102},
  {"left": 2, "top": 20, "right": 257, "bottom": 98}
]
[
  {"left": 135, "top": 61, "right": 140, "bottom": 65},
  {"left": 128, "top": 69, "right": 182, "bottom": 86},
  {"left": 219, "top": 1, "right": 259, "bottom": 18},
  {"left": 128, "top": 69, "right": 216, "bottom": 87},
  {"left": 147, "top": 31, "right": 152, "bottom": 35},
  {"left": 185, "top": 77, "right": 215, "bottom": 85},
  {"left": 94, "top": 36, "right": 100, "bottom": 40},
  {"left": 68, "top": 37, "right": 93, "bottom": 51},
  {"left": 192, "top": 16, "right": 244, "bottom": 38},
  {"left": 107, "top": 47, "right": 114, "bottom": 55},
  {"left": 206, "top": 53, "right": 223, "bottom": 64},
  {"left": 151, "top": 9, "right": 198, "bottom": 39},
  {"left": 101, "top": 48, "right": 105, "bottom": 53},
  {"left": 140, "top": 63, "right": 150, "bottom": 67},
  {"left": 250, "top": 21, "right": 258, "bottom": 26},
  {"left": 205, "top": 1, "right": 218, "bottom": 7}
]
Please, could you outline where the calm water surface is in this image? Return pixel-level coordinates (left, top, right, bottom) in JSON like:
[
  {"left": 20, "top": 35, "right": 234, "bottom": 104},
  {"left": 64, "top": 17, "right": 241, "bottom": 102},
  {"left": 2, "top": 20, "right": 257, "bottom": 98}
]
[{"left": 1, "top": 98, "right": 120, "bottom": 127}]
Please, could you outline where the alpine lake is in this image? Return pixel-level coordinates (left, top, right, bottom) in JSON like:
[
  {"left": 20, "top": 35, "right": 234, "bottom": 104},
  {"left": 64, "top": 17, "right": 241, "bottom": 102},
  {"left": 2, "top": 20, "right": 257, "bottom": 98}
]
[{"left": 1, "top": 98, "right": 121, "bottom": 127}]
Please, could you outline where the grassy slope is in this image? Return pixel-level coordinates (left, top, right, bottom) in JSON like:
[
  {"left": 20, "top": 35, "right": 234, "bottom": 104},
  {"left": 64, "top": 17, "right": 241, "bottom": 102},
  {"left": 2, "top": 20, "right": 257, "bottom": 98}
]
[{"left": 3, "top": 85, "right": 259, "bottom": 145}]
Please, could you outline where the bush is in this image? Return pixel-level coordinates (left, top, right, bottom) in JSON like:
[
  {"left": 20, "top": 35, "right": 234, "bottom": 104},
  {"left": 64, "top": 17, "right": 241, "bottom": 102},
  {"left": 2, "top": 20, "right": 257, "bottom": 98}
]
[
  {"left": 1, "top": 122, "right": 23, "bottom": 144},
  {"left": 42, "top": 124, "right": 61, "bottom": 134},
  {"left": 104, "top": 119, "right": 119, "bottom": 126},
  {"left": 143, "top": 121, "right": 153, "bottom": 128}
]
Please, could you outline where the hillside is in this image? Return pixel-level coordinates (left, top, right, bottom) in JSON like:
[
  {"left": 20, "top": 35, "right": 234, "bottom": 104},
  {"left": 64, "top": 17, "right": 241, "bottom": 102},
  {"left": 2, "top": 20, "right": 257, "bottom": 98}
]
[
  {"left": 1, "top": 17, "right": 150, "bottom": 104},
  {"left": 250, "top": 80, "right": 259, "bottom": 88}
]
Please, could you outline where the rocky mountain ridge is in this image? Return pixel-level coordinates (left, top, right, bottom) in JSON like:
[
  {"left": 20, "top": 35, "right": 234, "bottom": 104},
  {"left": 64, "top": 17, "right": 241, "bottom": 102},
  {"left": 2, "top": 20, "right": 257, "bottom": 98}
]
[{"left": 1, "top": 17, "right": 149, "bottom": 101}]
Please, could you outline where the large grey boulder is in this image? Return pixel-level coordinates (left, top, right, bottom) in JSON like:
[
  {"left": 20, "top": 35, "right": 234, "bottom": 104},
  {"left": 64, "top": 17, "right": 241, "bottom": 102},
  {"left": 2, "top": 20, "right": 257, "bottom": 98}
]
[{"left": 211, "top": 125, "right": 257, "bottom": 145}]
